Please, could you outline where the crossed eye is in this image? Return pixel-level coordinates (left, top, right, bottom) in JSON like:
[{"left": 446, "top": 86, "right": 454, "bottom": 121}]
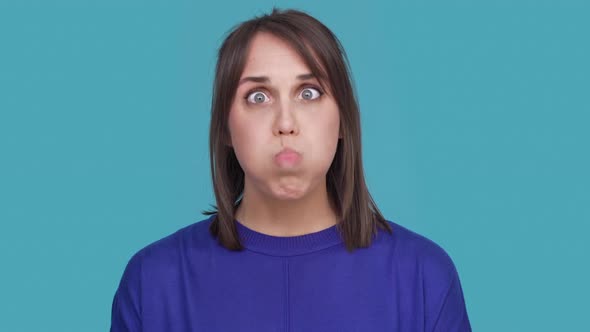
[{"left": 247, "top": 87, "right": 322, "bottom": 104}]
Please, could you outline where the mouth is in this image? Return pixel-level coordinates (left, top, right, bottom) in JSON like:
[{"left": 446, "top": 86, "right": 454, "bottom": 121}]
[{"left": 274, "top": 148, "right": 302, "bottom": 167}]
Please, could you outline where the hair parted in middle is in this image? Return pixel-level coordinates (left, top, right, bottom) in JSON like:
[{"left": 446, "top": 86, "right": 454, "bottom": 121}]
[{"left": 202, "top": 7, "right": 393, "bottom": 253}]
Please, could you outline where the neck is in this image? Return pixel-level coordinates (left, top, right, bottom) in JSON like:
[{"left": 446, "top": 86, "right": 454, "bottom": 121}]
[{"left": 234, "top": 177, "right": 339, "bottom": 237}]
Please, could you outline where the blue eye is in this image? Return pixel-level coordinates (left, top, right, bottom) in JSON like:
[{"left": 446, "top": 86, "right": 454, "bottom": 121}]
[
  {"left": 246, "top": 91, "right": 269, "bottom": 104},
  {"left": 299, "top": 87, "right": 322, "bottom": 100}
]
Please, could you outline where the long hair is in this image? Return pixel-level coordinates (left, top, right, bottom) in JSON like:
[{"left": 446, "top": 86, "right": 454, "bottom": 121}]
[{"left": 202, "top": 7, "right": 392, "bottom": 253}]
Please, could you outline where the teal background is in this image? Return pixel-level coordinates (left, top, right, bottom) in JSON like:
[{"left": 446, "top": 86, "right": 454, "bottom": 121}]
[{"left": 1, "top": 0, "right": 588, "bottom": 331}]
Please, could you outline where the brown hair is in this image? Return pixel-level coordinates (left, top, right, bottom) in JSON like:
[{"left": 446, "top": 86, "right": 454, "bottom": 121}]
[{"left": 202, "top": 7, "right": 392, "bottom": 252}]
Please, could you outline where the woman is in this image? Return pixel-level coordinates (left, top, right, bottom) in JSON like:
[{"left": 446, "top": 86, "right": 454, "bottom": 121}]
[{"left": 110, "top": 8, "right": 472, "bottom": 332}]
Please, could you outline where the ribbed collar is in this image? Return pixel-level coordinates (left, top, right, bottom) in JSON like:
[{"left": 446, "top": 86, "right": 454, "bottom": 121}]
[{"left": 233, "top": 218, "right": 344, "bottom": 257}]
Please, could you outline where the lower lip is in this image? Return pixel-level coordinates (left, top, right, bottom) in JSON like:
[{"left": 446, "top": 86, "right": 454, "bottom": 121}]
[{"left": 274, "top": 151, "right": 301, "bottom": 166}]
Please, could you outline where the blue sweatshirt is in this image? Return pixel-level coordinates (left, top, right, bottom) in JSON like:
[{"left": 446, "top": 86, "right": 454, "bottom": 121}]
[{"left": 110, "top": 214, "right": 472, "bottom": 331}]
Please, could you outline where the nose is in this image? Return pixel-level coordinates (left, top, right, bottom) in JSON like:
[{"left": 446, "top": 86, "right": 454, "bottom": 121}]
[{"left": 273, "top": 100, "right": 299, "bottom": 137}]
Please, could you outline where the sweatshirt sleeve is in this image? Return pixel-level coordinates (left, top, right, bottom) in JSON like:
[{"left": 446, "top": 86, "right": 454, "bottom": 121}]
[
  {"left": 416, "top": 235, "right": 472, "bottom": 332},
  {"left": 110, "top": 251, "right": 143, "bottom": 332},
  {"left": 431, "top": 265, "right": 472, "bottom": 332}
]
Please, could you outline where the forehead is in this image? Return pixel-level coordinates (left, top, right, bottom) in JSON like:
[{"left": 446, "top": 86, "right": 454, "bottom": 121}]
[{"left": 241, "top": 32, "right": 311, "bottom": 76}]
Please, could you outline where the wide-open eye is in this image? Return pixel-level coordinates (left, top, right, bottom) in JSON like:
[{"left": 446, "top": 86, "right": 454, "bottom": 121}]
[
  {"left": 299, "top": 87, "right": 322, "bottom": 100},
  {"left": 246, "top": 91, "right": 270, "bottom": 104}
]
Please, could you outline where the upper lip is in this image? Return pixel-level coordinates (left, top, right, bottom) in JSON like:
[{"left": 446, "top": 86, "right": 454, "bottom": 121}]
[{"left": 276, "top": 147, "right": 301, "bottom": 156}]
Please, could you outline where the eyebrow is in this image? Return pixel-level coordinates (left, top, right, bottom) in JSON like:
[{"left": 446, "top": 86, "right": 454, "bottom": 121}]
[{"left": 238, "top": 73, "right": 316, "bottom": 86}]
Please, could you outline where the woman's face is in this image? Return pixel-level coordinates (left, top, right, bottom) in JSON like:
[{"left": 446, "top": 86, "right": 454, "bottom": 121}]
[{"left": 228, "top": 32, "right": 341, "bottom": 201}]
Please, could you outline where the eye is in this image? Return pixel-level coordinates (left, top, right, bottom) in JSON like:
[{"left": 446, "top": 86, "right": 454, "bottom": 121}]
[
  {"left": 246, "top": 91, "right": 270, "bottom": 104},
  {"left": 299, "top": 87, "right": 323, "bottom": 100}
]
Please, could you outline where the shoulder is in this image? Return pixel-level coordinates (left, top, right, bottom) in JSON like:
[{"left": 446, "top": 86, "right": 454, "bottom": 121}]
[
  {"left": 121, "top": 215, "right": 216, "bottom": 275},
  {"left": 377, "top": 220, "right": 471, "bottom": 330},
  {"left": 377, "top": 219, "right": 460, "bottom": 282}
]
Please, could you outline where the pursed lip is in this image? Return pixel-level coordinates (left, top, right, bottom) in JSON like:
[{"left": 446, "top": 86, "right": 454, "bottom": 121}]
[
  {"left": 274, "top": 147, "right": 302, "bottom": 166},
  {"left": 275, "top": 147, "right": 301, "bottom": 157}
]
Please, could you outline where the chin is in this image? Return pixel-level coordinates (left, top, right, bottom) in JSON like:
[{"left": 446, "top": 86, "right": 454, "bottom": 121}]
[
  {"left": 269, "top": 182, "right": 309, "bottom": 200},
  {"left": 272, "top": 188, "right": 307, "bottom": 200}
]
